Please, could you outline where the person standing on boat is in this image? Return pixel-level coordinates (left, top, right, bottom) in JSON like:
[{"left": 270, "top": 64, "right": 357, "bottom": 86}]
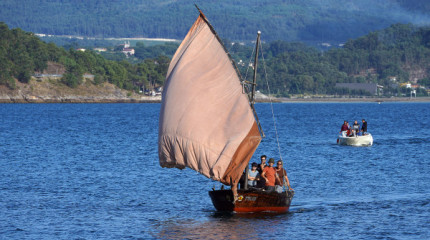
[
  {"left": 262, "top": 158, "right": 279, "bottom": 192},
  {"left": 352, "top": 120, "right": 360, "bottom": 136},
  {"left": 340, "top": 121, "right": 349, "bottom": 137},
  {"left": 257, "top": 155, "right": 267, "bottom": 173},
  {"left": 256, "top": 155, "right": 267, "bottom": 188},
  {"left": 247, "top": 162, "right": 260, "bottom": 188},
  {"left": 274, "top": 160, "right": 293, "bottom": 193},
  {"left": 361, "top": 119, "right": 368, "bottom": 134}
]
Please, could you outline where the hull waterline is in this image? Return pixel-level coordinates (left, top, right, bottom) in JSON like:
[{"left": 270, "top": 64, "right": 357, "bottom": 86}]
[
  {"left": 209, "top": 189, "right": 294, "bottom": 213},
  {"left": 337, "top": 133, "right": 373, "bottom": 146}
]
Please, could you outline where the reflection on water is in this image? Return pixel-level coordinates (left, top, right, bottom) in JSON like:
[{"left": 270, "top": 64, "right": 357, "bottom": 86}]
[{"left": 154, "top": 211, "right": 294, "bottom": 240}]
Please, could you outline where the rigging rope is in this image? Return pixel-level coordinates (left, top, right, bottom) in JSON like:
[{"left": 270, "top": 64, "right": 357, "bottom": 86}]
[
  {"left": 258, "top": 40, "right": 283, "bottom": 162},
  {"left": 244, "top": 44, "right": 256, "bottom": 85},
  {"left": 236, "top": 37, "right": 283, "bottom": 162}
]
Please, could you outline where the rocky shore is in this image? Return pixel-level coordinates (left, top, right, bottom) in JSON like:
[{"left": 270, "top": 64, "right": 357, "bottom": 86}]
[
  {"left": 254, "top": 91, "right": 430, "bottom": 103},
  {"left": 1, "top": 78, "right": 428, "bottom": 103},
  {"left": 274, "top": 97, "right": 430, "bottom": 103},
  {"left": 0, "top": 78, "right": 161, "bottom": 103}
]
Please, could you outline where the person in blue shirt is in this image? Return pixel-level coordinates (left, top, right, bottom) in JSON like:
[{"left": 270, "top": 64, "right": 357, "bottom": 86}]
[{"left": 248, "top": 162, "right": 260, "bottom": 187}]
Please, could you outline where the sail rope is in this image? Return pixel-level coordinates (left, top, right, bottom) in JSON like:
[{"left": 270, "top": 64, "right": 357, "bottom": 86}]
[
  {"left": 258, "top": 40, "right": 283, "bottom": 162},
  {"left": 233, "top": 37, "right": 283, "bottom": 161},
  {"left": 243, "top": 45, "right": 255, "bottom": 84}
]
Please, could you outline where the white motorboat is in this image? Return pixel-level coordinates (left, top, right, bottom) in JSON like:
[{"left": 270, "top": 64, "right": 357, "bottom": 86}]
[{"left": 337, "top": 133, "right": 373, "bottom": 146}]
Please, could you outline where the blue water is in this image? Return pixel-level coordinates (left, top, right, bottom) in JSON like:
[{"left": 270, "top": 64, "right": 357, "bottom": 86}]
[{"left": 1, "top": 103, "right": 429, "bottom": 239}]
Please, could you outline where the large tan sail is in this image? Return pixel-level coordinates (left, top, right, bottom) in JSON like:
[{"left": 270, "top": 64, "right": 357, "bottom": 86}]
[{"left": 158, "top": 13, "right": 261, "bottom": 186}]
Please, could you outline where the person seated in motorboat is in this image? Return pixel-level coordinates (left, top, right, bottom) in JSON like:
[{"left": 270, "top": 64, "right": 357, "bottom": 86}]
[
  {"left": 347, "top": 124, "right": 355, "bottom": 137},
  {"left": 340, "top": 121, "right": 349, "bottom": 137},
  {"left": 352, "top": 120, "right": 360, "bottom": 136},
  {"left": 361, "top": 119, "right": 368, "bottom": 135},
  {"left": 247, "top": 162, "right": 260, "bottom": 188}
]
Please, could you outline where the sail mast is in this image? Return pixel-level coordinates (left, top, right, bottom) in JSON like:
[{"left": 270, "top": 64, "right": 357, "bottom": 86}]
[
  {"left": 243, "top": 31, "right": 262, "bottom": 190},
  {"left": 249, "top": 32, "right": 265, "bottom": 138},
  {"left": 251, "top": 31, "right": 260, "bottom": 105},
  {"left": 251, "top": 33, "right": 265, "bottom": 138}
]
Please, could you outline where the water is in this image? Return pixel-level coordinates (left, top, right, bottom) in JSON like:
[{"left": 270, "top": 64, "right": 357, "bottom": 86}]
[{"left": 1, "top": 102, "right": 429, "bottom": 239}]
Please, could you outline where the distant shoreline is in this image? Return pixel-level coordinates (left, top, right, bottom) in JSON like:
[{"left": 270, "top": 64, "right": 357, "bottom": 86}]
[
  {"left": 269, "top": 97, "right": 430, "bottom": 103},
  {"left": 1, "top": 97, "right": 429, "bottom": 103},
  {"left": 2, "top": 78, "right": 429, "bottom": 104}
]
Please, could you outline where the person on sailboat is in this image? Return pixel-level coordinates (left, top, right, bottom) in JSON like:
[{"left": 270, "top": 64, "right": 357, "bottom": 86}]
[
  {"left": 274, "top": 160, "right": 293, "bottom": 193},
  {"left": 361, "top": 119, "right": 368, "bottom": 134},
  {"left": 262, "top": 158, "right": 279, "bottom": 192},
  {"left": 256, "top": 155, "right": 267, "bottom": 188},
  {"left": 352, "top": 120, "right": 360, "bottom": 136},
  {"left": 257, "top": 155, "right": 267, "bottom": 172},
  {"left": 247, "top": 162, "right": 260, "bottom": 188}
]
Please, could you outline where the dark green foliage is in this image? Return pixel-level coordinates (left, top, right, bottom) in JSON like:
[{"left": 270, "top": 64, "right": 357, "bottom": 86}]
[
  {"left": 418, "top": 78, "right": 430, "bottom": 87},
  {"left": 0, "top": 24, "right": 41, "bottom": 84},
  {"left": 93, "top": 74, "right": 104, "bottom": 85},
  {"left": 1, "top": 0, "right": 429, "bottom": 43},
  {"left": 134, "top": 42, "right": 178, "bottom": 59},
  {"left": 231, "top": 24, "right": 430, "bottom": 96},
  {"left": 1, "top": 20, "right": 429, "bottom": 97},
  {"left": 61, "top": 72, "right": 81, "bottom": 88},
  {"left": 0, "top": 22, "right": 169, "bottom": 90}
]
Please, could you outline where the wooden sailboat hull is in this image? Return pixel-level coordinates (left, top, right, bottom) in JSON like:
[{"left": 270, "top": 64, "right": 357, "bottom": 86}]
[{"left": 209, "top": 189, "right": 294, "bottom": 213}]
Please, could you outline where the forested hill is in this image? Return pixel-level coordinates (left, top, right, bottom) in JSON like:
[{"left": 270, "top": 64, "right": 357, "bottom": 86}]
[
  {"left": 1, "top": 0, "right": 430, "bottom": 43},
  {"left": 0, "top": 23, "right": 168, "bottom": 91},
  {"left": 259, "top": 23, "right": 430, "bottom": 96},
  {"left": 1, "top": 21, "right": 429, "bottom": 98},
  {"left": 227, "top": 23, "right": 430, "bottom": 97}
]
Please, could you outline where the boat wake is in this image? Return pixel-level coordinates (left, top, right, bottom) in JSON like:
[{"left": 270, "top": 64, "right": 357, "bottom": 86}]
[{"left": 290, "top": 192, "right": 430, "bottom": 213}]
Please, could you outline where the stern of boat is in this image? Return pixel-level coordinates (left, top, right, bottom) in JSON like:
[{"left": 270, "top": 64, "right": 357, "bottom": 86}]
[
  {"left": 209, "top": 189, "right": 294, "bottom": 213},
  {"left": 338, "top": 134, "right": 373, "bottom": 146}
]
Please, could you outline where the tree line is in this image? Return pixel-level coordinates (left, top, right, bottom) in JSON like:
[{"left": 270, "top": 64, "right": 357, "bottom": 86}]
[
  {"left": 236, "top": 23, "right": 430, "bottom": 96},
  {"left": 0, "top": 22, "right": 169, "bottom": 91},
  {"left": 1, "top": 0, "right": 429, "bottom": 43},
  {"left": 1, "top": 22, "right": 429, "bottom": 97}
]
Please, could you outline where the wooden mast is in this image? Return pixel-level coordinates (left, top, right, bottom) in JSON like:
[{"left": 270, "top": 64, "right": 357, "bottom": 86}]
[
  {"left": 243, "top": 31, "right": 261, "bottom": 190},
  {"left": 251, "top": 31, "right": 260, "bottom": 106}
]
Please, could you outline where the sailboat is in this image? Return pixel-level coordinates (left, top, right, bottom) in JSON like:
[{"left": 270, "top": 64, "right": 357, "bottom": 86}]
[{"left": 158, "top": 7, "right": 294, "bottom": 213}]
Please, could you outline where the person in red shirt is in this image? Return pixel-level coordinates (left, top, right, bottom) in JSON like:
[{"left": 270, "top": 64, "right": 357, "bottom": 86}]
[
  {"left": 340, "top": 120, "right": 349, "bottom": 137},
  {"left": 262, "top": 158, "right": 279, "bottom": 192}
]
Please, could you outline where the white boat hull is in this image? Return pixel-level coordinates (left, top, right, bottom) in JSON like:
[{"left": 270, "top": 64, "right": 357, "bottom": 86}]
[{"left": 337, "top": 134, "right": 373, "bottom": 146}]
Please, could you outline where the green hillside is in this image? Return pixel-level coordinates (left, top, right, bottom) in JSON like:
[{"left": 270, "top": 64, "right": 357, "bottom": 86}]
[
  {"left": 1, "top": 22, "right": 429, "bottom": 97},
  {"left": 1, "top": 0, "right": 429, "bottom": 43},
  {"left": 0, "top": 23, "right": 168, "bottom": 91},
  {"left": 256, "top": 24, "right": 430, "bottom": 96},
  {"left": 227, "top": 23, "right": 430, "bottom": 97}
]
